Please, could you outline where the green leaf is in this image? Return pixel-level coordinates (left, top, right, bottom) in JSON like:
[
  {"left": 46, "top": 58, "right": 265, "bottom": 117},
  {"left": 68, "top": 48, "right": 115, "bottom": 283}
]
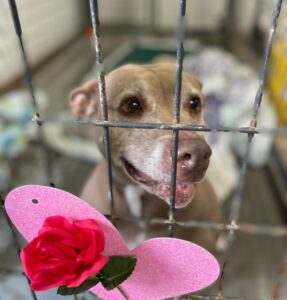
[
  {"left": 57, "top": 276, "right": 100, "bottom": 296},
  {"left": 99, "top": 256, "right": 137, "bottom": 291}
]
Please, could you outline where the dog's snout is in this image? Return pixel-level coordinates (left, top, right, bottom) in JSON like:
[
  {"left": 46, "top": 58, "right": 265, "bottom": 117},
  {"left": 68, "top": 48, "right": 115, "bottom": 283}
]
[
  {"left": 177, "top": 150, "right": 196, "bottom": 169},
  {"left": 202, "top": 147, "right": 212, "bottom": 160},
  {"left": 155, "top": 134, "right": 212, "bottom": 182},
  {"left": 177, "top": 139, "right": 211, "bottom": 170}
]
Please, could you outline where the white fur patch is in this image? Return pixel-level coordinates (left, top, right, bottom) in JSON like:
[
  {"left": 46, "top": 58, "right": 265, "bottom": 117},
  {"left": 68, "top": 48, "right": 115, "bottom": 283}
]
[
  {"left": 126, "top": 232, "right": 146, "bottom": 250},
  {"left": 136, "top": 139, "right": 170, "bottom": 183},
  {"left": 124, "top": 184, "right": 144, "bottom": 217}
]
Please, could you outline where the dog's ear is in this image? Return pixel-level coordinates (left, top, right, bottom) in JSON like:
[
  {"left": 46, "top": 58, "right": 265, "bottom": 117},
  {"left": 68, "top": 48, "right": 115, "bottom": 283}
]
[
  {"left": 185, "top": 73, "right": 203, "bottom": 91},
  {"left": 194, "top": 78, "right": 203, "bottom": 90},
  {"left": 69, "top": 80, "right": 99, "bottom": 119},
  {"left": 190, "top": 76, "right": 203, "bottom": 90}
]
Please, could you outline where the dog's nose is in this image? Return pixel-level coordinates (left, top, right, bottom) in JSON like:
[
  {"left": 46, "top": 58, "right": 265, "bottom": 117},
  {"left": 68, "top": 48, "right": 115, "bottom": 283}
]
[
  {"left": 162, "top": 134, "right": 212, "bottom": 181},
  {"left": 177, "top": 138, "right": 212, "bottom": 170}
]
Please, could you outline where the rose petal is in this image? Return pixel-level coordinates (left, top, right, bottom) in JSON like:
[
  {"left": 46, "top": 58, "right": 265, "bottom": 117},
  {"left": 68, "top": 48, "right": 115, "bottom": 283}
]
[
  {"left": 74, "top": 230, "right": 91, "bottom": 248},
  {"left": 37, "top": 227, "right": 80, "bottom": 255},
  {"left": 61, "top": 235, "right": 84, "bottom": 249},
  {"left": 74, "top": 219, "right": 105, "bottom": 251},
  {"left": 21, "top": 217, "right": 109, "bottom": 292},
  {"left": 41, "top": 216, "right": 75, "bottom": 234},
  {"left": 32, "top": 259, "right": 75, "bottom": 274},
  {"left": 67, "top": 255, "right": 109, "bottom": 288},
  {"left": 39, "top": 227, "right": 74, "bottom": 240},
  {"left": 92, "top": 229, "right": 105, "bottom": 255},
  {"left": 78, "top": 231, "right": 101, "bottom": 265},
  {"left": 37, "top": 240, "right": 77, "bottom": 261},
  {"left": 21, "top": 237, "right": 76, "bottom": 281},
  {"left": 30, "top": 261, "right": 78, "bottom": 291},
  {"left": 30, "top": 277, "right": 66, "bottom": 291},
  {"left": 74, "top": 220, "right": 105, "bottom": 254},
  {"left": 73, "top": 219, "right": 103, "bottom": 232},
  {"left": 20, "top": 238, "right": 44, "bottom": 279}
]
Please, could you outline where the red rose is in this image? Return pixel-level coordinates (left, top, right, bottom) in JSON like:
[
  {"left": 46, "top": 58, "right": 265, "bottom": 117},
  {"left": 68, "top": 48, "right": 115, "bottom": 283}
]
[{"left": 20, "top": 216, "right": 109, "bottom": 291}]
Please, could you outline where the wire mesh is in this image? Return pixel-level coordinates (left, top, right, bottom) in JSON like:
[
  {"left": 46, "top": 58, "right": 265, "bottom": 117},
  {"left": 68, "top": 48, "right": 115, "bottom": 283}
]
[
  {"left": 1, "top": 0, "right": 287, "bottom": 299},
  {"left": 169, "top": 0, "right": 186, "bottom": 237},
  {"left": 89, "top": 0, "right": 116, "bottom": 218}
]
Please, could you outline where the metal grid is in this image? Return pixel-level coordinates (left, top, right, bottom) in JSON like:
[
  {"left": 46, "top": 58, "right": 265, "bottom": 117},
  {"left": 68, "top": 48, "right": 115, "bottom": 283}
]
[{"left": 2, "top": 0, "right": 287, "bottom": 299}]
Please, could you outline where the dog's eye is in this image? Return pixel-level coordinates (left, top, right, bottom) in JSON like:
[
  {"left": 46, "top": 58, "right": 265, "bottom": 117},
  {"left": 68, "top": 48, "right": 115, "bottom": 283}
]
[
  {"left": 121, "top": 97, "right": 143, "bottom": 114},
  {"left": 188, "top": 96, "right": 201, "bottom": 112}
]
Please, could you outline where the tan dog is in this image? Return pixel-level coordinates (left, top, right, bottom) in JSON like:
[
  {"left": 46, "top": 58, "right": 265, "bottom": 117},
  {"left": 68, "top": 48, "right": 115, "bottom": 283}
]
[{"left": 70, "top": 63, "right": 220, "bottom": 250}]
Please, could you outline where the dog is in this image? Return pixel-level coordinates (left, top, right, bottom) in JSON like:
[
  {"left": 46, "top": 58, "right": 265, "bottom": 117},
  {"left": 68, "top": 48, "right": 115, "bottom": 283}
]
[{"left": 70, "top": 63, "right": 221, "bottom": 251}]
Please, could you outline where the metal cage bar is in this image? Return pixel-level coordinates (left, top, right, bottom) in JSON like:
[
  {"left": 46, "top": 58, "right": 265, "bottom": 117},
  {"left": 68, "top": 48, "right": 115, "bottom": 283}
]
[
  {"left": 218, "top": 0, "right": 284, "bottom": 297},
  {"left": 7, "top": 0, "right": 52, "bottom": 185},
  {"left": 168, "top": 0, "right": 187, "bottom": 237},
  {"left": 231, "top": 0, "right": 282, "bottom": 255},
  {"left": 3, "top": 0, "right": 58, "bottom": 298},
  {"left": 1, "top": 197, "right": 38, "bottom": 300},
  {"left": 252, "top": 0, "right": 283, "bottom": 123},
  {"left": 89, "top": 0, "right": 116, "bottom": 217}
]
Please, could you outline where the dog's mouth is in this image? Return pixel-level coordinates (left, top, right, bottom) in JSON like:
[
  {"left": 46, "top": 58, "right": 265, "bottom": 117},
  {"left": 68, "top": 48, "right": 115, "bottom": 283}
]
[{"left": 122, "top": 158, "right": 195, "bottom": 208}]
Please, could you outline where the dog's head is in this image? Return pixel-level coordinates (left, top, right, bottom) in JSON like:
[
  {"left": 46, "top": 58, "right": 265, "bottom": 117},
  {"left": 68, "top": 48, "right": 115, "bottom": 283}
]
[{"left": 70, "top": 63, "right": 211, "bottom": 208}]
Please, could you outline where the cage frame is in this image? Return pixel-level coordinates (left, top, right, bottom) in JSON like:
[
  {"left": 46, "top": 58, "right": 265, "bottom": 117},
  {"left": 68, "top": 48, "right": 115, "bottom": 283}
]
[{"left": 2, "top": 0, "right": 287, "bottom": 299}]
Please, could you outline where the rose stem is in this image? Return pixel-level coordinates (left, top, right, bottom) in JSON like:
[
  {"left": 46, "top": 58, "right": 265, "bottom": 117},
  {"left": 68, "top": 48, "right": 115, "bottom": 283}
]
[{"left": 117, "top": 285, "right": 129, "bottom": 299}]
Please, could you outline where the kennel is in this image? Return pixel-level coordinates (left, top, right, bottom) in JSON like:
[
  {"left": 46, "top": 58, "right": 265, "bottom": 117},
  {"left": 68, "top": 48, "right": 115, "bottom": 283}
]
[{"left": 1, "top": 0, "right": 287, "bottom": 299}]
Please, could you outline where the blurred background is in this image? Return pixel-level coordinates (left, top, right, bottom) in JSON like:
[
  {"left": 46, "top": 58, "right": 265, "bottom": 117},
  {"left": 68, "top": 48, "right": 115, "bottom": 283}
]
[{"left": 0, "top": 0, "right": 287, "bottom": 299}]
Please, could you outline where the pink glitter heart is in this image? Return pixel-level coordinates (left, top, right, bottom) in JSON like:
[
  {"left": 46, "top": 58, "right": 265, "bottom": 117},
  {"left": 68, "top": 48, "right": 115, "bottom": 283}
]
[{"left": 5, "top": 185, "right": 220, "bottom": 300}]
